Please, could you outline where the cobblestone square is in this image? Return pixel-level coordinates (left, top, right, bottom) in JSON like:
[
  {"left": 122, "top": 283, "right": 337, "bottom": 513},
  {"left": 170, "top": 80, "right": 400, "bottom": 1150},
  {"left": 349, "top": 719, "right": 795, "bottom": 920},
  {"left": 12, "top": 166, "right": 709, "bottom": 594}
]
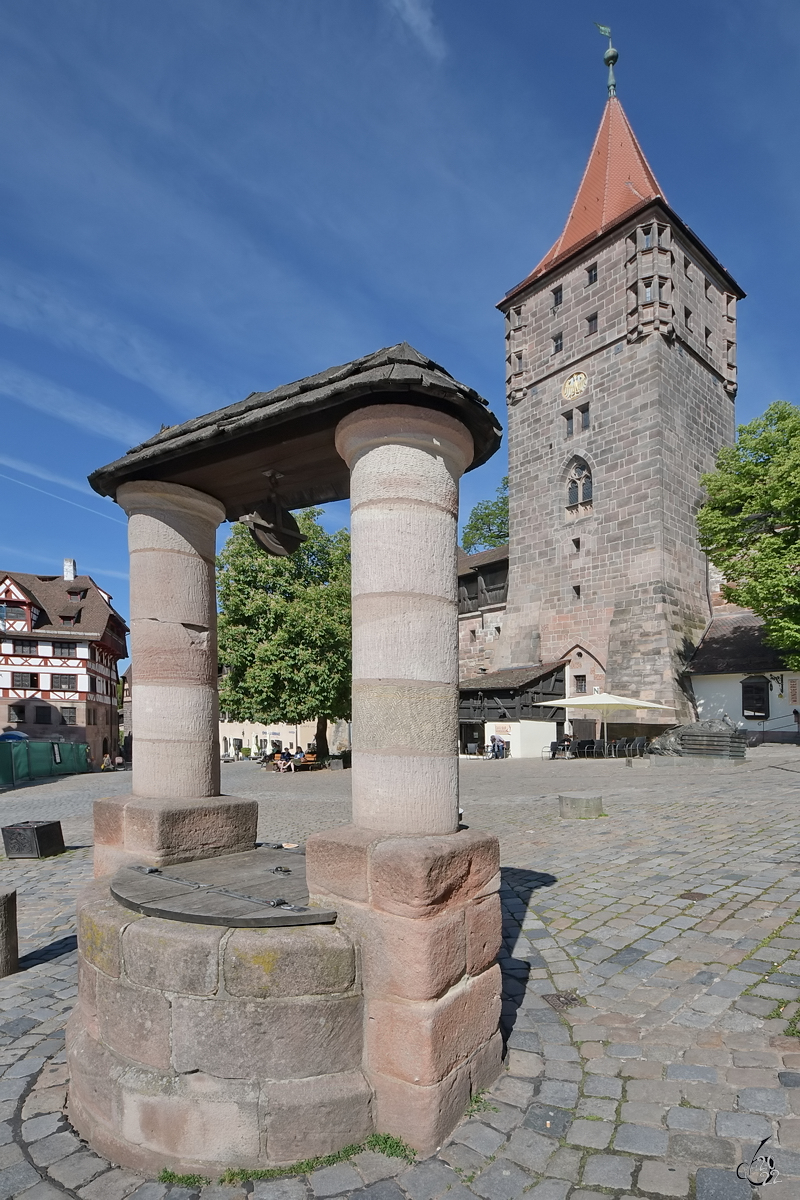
[{"left": 2, "top": 746, "right": 800, "bottom": 1198}]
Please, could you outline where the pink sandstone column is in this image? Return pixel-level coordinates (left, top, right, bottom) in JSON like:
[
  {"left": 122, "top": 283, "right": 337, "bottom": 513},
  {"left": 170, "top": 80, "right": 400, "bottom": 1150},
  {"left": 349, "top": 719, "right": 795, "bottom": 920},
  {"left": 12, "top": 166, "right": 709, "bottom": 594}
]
[
  {"left": 335, "top": 404, "right": 474, "bottom": 835},
  {"left": 117, "top": 480, "right": 225, "bottom": 799}
]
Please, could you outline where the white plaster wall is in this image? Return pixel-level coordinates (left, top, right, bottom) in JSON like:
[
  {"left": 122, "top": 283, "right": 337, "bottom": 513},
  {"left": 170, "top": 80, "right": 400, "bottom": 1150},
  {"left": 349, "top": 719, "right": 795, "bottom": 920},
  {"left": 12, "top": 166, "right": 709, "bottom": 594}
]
[
  {"left": 693, "top": 673, "right": 800, "bottom": 738},
  {"left": 483, "top": 719, "right": 558, "bottom": 759}
]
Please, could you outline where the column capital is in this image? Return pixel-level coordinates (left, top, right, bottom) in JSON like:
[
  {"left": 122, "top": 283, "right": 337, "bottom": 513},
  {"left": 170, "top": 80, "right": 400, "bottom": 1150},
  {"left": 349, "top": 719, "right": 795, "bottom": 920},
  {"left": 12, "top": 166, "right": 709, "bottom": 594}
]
[
  {"left": 116, "top": 479, "right": 226, "bottom": 527},
  {"left": 335, "top": 403, "right": 473, "bottom": 478}
]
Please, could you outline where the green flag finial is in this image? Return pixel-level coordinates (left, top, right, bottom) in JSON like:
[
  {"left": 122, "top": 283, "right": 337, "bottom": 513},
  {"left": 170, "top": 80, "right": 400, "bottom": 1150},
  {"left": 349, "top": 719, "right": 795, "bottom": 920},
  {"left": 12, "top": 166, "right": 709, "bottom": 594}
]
[{"left": 595, "top": 23, "right": 618, "bottom": 97}]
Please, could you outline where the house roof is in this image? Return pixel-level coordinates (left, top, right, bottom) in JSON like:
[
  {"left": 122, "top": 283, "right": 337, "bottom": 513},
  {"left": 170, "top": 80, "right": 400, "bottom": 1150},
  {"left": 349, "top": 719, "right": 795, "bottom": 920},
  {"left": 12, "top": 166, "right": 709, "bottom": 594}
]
[
  {"left": 500, "top": 99, "right": 744, "bottom": 305},
  {"left": 457, "top": 544, "right": 509, "bottom": 575},
  {"left": 0, "top": 572, "right": 128, "bottom": 656},
  {"left": 89, "top": 343, "right": 503, "bottom": 518},
  {"left": 460, "top": 661, "right": 566, "bottom": 692},
  {"left": 685, "top": 609, "right": 786, "bottom": 676}
]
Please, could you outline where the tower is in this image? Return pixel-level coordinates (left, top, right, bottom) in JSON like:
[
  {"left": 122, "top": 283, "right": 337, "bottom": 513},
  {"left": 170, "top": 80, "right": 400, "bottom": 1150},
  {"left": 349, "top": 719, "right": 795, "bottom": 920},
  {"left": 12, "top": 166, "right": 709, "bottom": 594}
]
[{"left": 494, "top": 34, "right": 744, "bottom": 729}]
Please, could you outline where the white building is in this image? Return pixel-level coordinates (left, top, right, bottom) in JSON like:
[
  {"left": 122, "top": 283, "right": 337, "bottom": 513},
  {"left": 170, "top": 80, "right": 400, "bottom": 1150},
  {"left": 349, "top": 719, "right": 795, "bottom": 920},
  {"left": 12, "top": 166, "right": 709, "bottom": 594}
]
[
  {"left": 685, "top": 604, "right": 799, "bottom": 745},
  {"left": 218, "top": 717, "right": 351, "bottom": 758}
]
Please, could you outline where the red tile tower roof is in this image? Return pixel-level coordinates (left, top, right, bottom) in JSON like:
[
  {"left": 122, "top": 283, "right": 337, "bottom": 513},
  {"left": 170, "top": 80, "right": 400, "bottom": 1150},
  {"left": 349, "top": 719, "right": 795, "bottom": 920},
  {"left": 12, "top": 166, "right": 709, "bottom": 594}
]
[{"left": 514, "top": 97, "right": 665, "bottom": 291}]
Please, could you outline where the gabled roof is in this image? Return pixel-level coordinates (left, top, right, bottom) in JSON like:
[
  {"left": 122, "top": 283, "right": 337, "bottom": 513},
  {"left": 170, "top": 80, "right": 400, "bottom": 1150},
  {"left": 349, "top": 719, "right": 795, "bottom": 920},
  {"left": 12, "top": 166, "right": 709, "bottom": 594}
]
[
  {"left": 457, "top": 544, "right": 509, "bottom": 575},
  {"left": 685, "top": 609, "right": 786, "bottom": 676},
  {"left": 0, "top": 572, "right": 128, "bottom": 655},
  {"left": 460, "top": 661, "right": 566, "bottom": 692}
]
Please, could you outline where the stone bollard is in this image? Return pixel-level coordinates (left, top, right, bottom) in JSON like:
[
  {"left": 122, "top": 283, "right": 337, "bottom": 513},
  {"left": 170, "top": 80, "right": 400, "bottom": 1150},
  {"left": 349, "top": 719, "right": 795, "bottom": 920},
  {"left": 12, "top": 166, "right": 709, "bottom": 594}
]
[
  {"left": 559, "top": 794, "right": 603, "bottom": 819},
  {"left": 0, "top": 891, "right": 19, "bottom": 978}
]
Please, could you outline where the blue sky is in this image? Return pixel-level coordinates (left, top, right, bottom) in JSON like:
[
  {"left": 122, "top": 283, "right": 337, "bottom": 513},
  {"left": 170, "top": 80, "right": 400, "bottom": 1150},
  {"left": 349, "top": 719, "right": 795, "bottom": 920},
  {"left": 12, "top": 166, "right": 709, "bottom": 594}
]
[{"left": 0, "top": 0, "right": 797, "bottom": 636}]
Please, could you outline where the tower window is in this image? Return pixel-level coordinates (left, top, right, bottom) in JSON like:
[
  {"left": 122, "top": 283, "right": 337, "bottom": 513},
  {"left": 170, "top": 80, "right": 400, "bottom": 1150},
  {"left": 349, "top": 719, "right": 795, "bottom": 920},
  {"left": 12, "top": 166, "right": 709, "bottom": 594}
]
[
  {"left": 586, "top": 263, "right": 598, "bottom": 285},
  {"left": 684, "top": 307, "right": 692, "bottom": 329},
  {"left": 572, "top": 585, "right": 581, "bottom": 599},
  {"left": 705, "top": 327, "right": 712, "bottom": 351},
  {"left": 552, "top": 285, "right": 562, "bottom": 308},
  {"left": 573, "top": 674, "right": 587, "bottom": 693},
  {"left": 572, "top": 538, "right": 581, "bottom": 552},
  {"left": 579, "top": 404, "right": 590, "bottom": 431},
  {"left": 684, "top": 255, "right": 692, "bottom": 276},
  {"left": 513, "top": 307, "right": 522, "bottom": 326},
  {"left": 658, "top": 278, "right": 667, "bottom": 301},
  {"left": 564, "top": 411, "right": 574, "bottom": 437},
  {"left": 586, "top": 313, "right": 598, "bottom": 335},
  {"left": 643, "top": 280, "right": 653, "bottom": 303},
  {"left": 727, "top": 341, "right": 736, "bottom": 366},
  {"left": 552, "top": 332, "right": 563, "bottom": 354},
  {"left": 705, "top": 279, "right": 713, "bottom": 302},
  {"left": 643, "top": 227, "right": 652, "bottom": 249},
  {"left": 514, "top": 352, "right": 523, "bottom": 374},
  {"left": 566, "top": 460, "right": 592, "bottom": 511},
  {"left": 657, "top": 226, "right": 667, "bottom": 246}
]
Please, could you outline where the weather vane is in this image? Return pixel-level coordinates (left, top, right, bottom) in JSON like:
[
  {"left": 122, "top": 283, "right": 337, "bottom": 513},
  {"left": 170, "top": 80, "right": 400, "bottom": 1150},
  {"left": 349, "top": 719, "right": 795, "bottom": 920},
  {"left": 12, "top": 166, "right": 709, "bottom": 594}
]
[{"left": 595, "top": 23, "right": 618, "bottom": 97}]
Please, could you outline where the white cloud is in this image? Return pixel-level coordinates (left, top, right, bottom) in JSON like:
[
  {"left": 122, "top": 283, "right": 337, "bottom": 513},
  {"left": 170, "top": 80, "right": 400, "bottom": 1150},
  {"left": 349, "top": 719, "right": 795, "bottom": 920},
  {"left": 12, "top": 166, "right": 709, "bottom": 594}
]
[
  {"left": 385, "top": 0, "right": 447, "bottom": 61},
  {"left": 0, "top": 261, "right": 228, "bottom": 416},
  {"left": 0, "top": 471, "right": 126, "bottom": 525},
  {"left": 0, "top": 359, "right": 151, "bottom": 445},
  {"left": 0, "top": 453, "right": 92, "bottom": 494}
]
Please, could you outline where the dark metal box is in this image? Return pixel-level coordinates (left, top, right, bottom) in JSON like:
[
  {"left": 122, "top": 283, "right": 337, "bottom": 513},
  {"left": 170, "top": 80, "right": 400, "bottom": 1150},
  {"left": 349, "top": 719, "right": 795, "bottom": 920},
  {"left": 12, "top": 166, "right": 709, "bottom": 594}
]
[{"left": 1, "top": 820, "right": 65, "bottom": 859}]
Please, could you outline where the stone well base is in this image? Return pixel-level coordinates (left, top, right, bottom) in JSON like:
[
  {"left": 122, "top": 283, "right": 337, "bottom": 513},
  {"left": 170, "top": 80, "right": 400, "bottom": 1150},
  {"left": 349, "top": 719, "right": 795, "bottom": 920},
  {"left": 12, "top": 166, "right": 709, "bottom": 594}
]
[
  {"left": 306, "top": 825, "right": 504, "bottom": 1156},
  {"left": 66, "top": 882, "right": 372, "bottom": 1175},
  {"left": 92, "top": 794, "right": 258, "bottom": 877}
]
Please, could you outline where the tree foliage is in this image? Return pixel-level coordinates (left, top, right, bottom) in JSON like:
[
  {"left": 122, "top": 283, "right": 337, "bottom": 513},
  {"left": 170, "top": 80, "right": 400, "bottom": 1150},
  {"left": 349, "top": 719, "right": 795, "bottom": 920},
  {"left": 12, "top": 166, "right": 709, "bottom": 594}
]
[
  {"left": 697, "top": 401, "right": 800, "bottom": 669},
  {"left": 216, "top": 510, "right": 352, "bottom": 733},
  {"left": 461, "top": 476, "right": 509, "bottom": 552}
]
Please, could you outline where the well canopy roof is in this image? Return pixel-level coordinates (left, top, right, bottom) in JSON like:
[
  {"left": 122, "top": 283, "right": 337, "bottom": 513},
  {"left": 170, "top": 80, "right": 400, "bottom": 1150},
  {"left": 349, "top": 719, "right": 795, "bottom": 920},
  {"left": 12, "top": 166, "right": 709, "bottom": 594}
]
[{"left": 89, "top": 343, "right": 502, "bottom": 520}]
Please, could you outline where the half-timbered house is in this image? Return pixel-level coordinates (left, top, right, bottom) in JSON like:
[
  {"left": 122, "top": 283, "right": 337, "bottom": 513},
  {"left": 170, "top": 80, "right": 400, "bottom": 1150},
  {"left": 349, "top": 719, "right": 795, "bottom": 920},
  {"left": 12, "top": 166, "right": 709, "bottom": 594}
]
[{"left": 0, "top": 558, "right": 128, "bottom": 763}]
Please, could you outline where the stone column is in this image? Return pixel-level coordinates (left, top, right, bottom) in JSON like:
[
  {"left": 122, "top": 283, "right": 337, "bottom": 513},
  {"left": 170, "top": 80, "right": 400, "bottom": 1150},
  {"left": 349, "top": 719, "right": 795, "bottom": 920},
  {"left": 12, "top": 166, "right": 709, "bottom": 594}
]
[
  {"left": 93, "top": 480, "right": 257, "bottom": 875},
  {"left": 120, "top": 480, "right": 224, "bottom": 800},
  {"left": 308, "top": 404, "right": 503, "bottom": 1155},
  {"left": 336, "top": 404, "right": 473, "bottom": 835}
]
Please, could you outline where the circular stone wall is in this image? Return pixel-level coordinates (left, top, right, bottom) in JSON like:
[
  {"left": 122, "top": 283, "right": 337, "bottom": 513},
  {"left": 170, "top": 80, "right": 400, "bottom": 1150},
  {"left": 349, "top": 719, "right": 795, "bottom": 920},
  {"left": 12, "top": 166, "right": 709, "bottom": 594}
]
[{"left": 66, "top": 881, "right": 372, "bottom": 1176}]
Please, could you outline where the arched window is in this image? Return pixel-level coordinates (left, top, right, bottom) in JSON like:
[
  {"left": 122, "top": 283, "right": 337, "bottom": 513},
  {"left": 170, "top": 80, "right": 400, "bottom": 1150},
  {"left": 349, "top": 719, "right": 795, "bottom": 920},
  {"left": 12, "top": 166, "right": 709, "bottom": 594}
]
[{"left": 566, "top": 460, "right": 592, "bottom": 513}]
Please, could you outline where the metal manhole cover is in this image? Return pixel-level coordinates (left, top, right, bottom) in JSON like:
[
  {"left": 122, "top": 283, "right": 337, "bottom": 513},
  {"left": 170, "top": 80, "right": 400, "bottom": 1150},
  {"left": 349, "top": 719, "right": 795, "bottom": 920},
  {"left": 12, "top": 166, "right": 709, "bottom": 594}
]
[
  {"left": 542, "top": 992, "right": 581, "bottom": 1012},
  {"left": 679, "top": 892, "right": 710, "bottom": 901},
  {"left": 110, "top": 845, "right": 337, "bottom": 928}
]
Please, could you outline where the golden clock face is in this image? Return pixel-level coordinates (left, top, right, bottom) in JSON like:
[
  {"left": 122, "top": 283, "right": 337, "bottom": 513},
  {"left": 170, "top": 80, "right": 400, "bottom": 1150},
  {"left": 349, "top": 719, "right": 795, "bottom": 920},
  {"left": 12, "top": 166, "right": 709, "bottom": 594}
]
[{"left": 562, "top": 372, "right": 588, "bottom": 400}]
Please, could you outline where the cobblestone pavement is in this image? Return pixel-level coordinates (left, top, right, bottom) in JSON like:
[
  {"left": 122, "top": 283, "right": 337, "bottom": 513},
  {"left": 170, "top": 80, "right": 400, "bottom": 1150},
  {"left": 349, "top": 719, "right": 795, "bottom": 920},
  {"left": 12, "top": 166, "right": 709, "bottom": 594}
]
[{"left": 3, "top": 747, "right": 800, "bottom": 1200}]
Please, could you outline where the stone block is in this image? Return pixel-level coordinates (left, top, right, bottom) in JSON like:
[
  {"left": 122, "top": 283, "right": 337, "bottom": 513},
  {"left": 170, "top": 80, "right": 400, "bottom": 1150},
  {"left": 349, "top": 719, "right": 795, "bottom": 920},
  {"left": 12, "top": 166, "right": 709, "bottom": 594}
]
[
  {"left": 122, "top": 918, "right": 223, "bottom": 996},
  {"left": 172, "top": 994, "right": 363, "bottom": 1079},
  {"left": 77, "top": 884, "right": 131, "bottom": 978},
  {"left": 308, "top": 1163, "right": 363, "bottom": 1198},
  {"left": 470, "top": 1159, "right": 531, "bottom": 1200},
  {"left": 95, "top": 974, "right": 171, "bottom": 1070},
  {"left": 637, "top": 1161, "right": 690, "bottom": 1197},
  {"left": 264, "top": 1072, "right": 373, "bottom": 1164},
  {"left": 466, "top": 895, "right": 502, "bottom": 977},
  {"left": 0, "top": 891, "right": 18, "bottom": 980},
  {"left": 119, "top": 1071, "right": 261, "bottom": 1173},
  {"left": 350, "top": 1150, "right": 407, "bottom": 1184},
  {"left": 505, "top": 1050, "right": 544, "bottom": 1078},
  {"left": 49, "top": 1154, "right": 112, "bottom": 1189},
  {"left": 715, "top": 1111, "right": 772, "bottom": 1139},
  {"left": 738, "top": 1087, "right": 787, "bottom": 1114},
  {"left": 373, "top": 1064, "right": 471, "bottom": 1156},
  {"left": 450, "top": 1120, "right": 506, "bottom": 1156},
  {"left": 369, "top": 830, "right": 500, "bottom": 918},
  {"left": 558, "top": 795, "right": 603, "bottom": 819},
  {"left": 613, "top": 1123, "right": 668, "bottom": 1156},
  {"left": 66, "top": 1024, "right": 119, "bottom": 1133},
  {"left": 667, "top": 1133, "right": 737, "bottom": 1166},
  {"left": 468, "top": 1029, "right": 504, "bottom": 1094},
  {"left": 500, "top": 1127, "right": 556, "bottom": 1173},
  {"left": 93, "top": 795, "right": 257, "bottom": 874},
  {"left": 366, "top": 965, "right": 501, "bottom": 1085},
  {"left": 694, "top": 1167, "right": 752, "bottom": 1200},
  {"left": 224, "top": 926, "right": 355, "bottom": 999},
  {"left": 305, "top": 825, "right": 376, "bottom": 903},
  {"left": 251, "top": 1183, "right": 308, "bottom": 1200},
  {"left": 581, "top": 1155, "right": 634, "bottom": 1189},
  {"left": 567, "top": 1119, "right": 613, "bottom": 1148},
  {"left": 359, "top": 907, "right": 466, "bottom": 1002},
  {"left": 77, "top": 1169, "right": 145, "bottom": 1200},
  {"left": 77, "top": 961, "right": 99, "bottom": 1040}
]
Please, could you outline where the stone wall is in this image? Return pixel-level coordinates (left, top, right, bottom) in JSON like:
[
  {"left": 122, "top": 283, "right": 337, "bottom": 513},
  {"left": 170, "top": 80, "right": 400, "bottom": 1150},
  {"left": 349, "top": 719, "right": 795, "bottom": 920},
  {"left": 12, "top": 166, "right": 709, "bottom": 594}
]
[
  {"left": 67, "top": 882, "right": 372, "bottom": 1174},
  {"left": 458, "top": 607, "right": 505, "bottom": 678}
]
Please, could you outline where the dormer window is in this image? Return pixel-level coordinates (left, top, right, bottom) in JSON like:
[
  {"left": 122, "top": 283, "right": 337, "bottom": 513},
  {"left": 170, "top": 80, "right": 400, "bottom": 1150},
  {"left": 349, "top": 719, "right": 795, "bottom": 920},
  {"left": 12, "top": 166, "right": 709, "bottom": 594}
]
[{"left": 67, "top": 590, "right": 86, "bottom": 602}]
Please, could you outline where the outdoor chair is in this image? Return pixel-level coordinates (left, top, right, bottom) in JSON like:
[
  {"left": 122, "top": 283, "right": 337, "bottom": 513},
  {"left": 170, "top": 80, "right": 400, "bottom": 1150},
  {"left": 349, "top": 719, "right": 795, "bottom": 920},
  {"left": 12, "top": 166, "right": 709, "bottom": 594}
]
[
  {"left": 575, "top": 739, "right": 594, "bottom": 757},
  {"left": 627, "top": 737, "right": 647, "bottom": 757},
  {"left": 589, "top": 739, "right": 609, "bottom": 758},
  {"left": 612, "top": 738, "right": 630, "bottom": 757}
]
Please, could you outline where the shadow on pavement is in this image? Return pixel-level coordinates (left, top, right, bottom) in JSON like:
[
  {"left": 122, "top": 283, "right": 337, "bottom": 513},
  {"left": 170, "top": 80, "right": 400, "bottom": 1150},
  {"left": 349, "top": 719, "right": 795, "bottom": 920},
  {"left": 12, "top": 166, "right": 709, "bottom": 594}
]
[
  {"left": 499, "top": 866, "right": 557, "bottom": 1045},
  {"left": 18, "top": 934, "right": 77, "bottom": 969}
]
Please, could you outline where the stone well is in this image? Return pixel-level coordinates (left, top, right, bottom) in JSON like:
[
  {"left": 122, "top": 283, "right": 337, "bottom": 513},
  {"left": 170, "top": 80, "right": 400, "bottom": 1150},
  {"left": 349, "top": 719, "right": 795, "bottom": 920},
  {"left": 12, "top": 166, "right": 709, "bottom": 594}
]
[{"left": 70, "top": 344, "right": 504, "bottom": 1171}]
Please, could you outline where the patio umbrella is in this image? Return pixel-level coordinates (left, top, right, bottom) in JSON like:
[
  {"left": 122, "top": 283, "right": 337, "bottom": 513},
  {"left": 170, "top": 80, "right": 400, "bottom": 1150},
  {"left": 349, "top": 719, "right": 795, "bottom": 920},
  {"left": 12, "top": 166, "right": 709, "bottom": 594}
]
[{"left": 530, "top": 691, "right": 675, "bottom": 745}]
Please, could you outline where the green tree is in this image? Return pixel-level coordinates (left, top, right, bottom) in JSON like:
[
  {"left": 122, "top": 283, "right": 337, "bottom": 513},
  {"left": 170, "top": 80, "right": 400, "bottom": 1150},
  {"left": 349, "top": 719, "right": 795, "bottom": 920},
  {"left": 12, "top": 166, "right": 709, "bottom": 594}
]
[
  {"left": 697, "top": 401, "right": 800, "bottom": 669},
  {"left": 461, "top": 476, "right": 509, "bottom": 552},
  {"left": 216, "top": 509, "right": 351, "bottom": 757}
]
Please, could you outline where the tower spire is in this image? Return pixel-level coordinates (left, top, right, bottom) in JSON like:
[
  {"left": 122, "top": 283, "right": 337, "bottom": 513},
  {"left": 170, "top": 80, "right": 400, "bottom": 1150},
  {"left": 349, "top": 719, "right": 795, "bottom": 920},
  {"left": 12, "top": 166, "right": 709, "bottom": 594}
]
[{"left": 595, "top": 23, "right": 618, "bottom": 97}]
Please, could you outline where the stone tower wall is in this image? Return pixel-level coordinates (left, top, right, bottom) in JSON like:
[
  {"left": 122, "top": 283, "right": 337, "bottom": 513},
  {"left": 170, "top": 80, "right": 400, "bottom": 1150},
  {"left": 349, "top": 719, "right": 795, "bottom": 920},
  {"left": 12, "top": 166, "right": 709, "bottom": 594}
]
[{"left": 495, "top": 209, "right": 737, "bottom": 722}]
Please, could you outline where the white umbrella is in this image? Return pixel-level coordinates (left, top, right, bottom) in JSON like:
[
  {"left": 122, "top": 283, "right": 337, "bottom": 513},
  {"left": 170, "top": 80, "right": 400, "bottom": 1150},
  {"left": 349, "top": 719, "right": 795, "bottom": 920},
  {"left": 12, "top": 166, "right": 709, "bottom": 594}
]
[{"left": 530, "top": 691, "right": 675, "bottom": 745}]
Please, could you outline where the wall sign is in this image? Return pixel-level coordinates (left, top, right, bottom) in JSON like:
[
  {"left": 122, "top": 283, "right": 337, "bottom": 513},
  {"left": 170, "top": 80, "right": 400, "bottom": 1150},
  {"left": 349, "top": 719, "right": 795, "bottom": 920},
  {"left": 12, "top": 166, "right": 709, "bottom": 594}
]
[{"left": 562, "top": 372, "right": 588, "bottom": 401}]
